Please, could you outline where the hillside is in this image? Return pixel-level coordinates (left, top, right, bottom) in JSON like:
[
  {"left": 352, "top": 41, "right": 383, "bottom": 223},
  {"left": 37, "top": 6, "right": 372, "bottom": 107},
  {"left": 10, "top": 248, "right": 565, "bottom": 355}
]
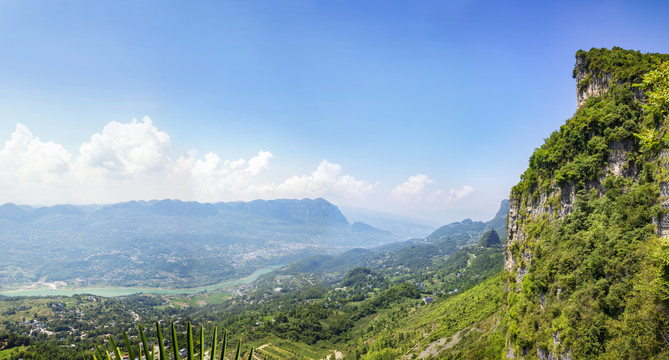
[
  {"left": 503, "top": 47, "right": 669, "bottom": 359},
  {"left": 426, "top": 199, "right": 508, "bottom": 246},
  {"left": 0, "top": 198, "right": 399, "bottom": 290}
]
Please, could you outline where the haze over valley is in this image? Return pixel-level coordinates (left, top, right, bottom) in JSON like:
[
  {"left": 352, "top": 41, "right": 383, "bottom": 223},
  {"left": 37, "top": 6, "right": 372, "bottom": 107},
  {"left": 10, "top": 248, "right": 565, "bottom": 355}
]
[{"left": 0, "top": 198, "right": 405, "bottom": 290}]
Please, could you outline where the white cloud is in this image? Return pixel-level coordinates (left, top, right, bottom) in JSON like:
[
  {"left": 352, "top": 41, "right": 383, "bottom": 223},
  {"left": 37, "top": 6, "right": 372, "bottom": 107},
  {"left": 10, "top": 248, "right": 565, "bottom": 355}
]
[
  {"left": 391, "top": 174, "right": 433, "bottom": 203},
  {"left": 392, "top": 174, "right": 473, "bottom": 205},
  {"left": 0, "top": 123, "right": 71, "bottom": 189},
  {"left": 428, "top": 185, "right": 474, "bottom": 203},
  {"left": 452, "top": 185, "right": 474, "bottom": 200},
  {"left": 0, "top": 119, "right": 375, "bottom": 204},
  {"left": 190, "top": 150, "right": 275, "bottom": 200},
  {"left": 78, "top": 117, "right": 171, "bottom": 176},
  {"left": 264, "top": 160, "right": 374, "bottom": 199}
]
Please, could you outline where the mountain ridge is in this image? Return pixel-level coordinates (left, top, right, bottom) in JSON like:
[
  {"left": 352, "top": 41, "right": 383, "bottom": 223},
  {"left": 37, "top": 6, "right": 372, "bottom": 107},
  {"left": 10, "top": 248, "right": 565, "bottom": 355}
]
[{"left": 0, "top": 198, "right": 399, "bottom": 290}]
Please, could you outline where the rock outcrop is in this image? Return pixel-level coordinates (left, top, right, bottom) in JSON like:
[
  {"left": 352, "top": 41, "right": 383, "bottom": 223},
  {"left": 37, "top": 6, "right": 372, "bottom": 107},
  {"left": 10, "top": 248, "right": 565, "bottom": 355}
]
[
  {"left": 503, "top": 47, "right": 669, "bottom": 360},
  {"left": 575, "top": 58, "right": 613, "bottom": 110},
  {"left": 574, "top": 49, "right": 649, "bottom": 110}
]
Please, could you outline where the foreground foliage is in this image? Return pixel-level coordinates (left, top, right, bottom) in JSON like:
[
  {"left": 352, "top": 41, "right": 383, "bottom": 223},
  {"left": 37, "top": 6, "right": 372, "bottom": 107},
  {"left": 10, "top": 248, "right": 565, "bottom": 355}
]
[{"left": 93, "top": 322, "right": 252, "bottom": 360}]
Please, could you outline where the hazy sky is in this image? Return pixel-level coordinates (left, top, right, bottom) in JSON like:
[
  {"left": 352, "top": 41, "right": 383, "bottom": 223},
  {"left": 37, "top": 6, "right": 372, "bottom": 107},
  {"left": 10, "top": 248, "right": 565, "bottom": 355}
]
[{"left": 1, "top": 0, "right": 668, "bottom": 223}]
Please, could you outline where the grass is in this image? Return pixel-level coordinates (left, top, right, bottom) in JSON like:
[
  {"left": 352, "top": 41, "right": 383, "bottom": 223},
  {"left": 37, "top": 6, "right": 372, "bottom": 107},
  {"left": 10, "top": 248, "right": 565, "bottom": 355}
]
[
  {"left": 352, "top": 272, "right": 506, "bottom": 359},
  {"left": 240, "top": 336, "right": 332, "bottom": 360},
  {"left": 0, "top": 347, "right": 24, "bottom": 360},
  {"left": 274, "top": 338, "right": 331, "bottom": 359},
  {"left": 157, "top": 291, "right": 232, "bottom": 310},
  {"left": 414, "top": 273, "right": 503, "bottom": 342}
]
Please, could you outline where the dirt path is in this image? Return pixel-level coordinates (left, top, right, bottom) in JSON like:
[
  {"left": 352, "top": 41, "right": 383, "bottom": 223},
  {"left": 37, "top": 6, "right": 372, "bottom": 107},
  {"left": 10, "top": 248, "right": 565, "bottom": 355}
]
[
  {"left": 417, "top": 329, "right": 464, "bottom": 359},
  {"left": 324, "top": 350, "right": 343, "bottom": 360}
]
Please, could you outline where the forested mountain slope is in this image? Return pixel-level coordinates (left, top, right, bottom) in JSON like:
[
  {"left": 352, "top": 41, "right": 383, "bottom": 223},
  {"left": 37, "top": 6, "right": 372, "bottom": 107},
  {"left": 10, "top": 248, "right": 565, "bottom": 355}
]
[
  {"left": 280, "top": 199, "right": 509, "bottom": 275},
  {"left": 503, "top": 47, "right": 669, "bottom": 360}
]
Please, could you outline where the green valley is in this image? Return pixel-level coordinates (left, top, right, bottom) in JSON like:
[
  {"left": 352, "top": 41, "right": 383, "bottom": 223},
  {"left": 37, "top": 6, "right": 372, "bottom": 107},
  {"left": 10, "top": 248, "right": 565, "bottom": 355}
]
[{"left": 0, "top": 202, "right": 507, "bottom": 359}]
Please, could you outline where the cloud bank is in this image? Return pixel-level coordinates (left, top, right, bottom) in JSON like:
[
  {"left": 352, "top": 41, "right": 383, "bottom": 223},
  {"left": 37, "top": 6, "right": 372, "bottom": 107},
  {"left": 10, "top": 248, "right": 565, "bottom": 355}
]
[{"left": 0, "top": 118, "right": 472, "bottom": 210}]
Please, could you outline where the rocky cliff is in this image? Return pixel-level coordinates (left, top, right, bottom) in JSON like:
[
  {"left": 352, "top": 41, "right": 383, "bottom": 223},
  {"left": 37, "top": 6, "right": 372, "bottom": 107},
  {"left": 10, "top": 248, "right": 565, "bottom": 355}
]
[
  {"left": 573, "top": 47, "right": 661, "bottom": 109},
  {"left": 575, "top": 59, "right": 612, "bottom": 110},
  {"left": 504, "top": 48, "right": 669, "bottom": 359}
]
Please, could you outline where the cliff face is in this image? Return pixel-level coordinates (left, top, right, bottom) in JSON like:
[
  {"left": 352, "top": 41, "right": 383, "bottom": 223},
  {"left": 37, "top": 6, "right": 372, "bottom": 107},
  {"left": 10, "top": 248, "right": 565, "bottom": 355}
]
[
  {"left": 504, "top": 140, "right": 637, "bottom": 282},
  {"left": 572, "top": 47, "right": 663, "bottom": 110},
  {"left": 504, "top": 48, "right": 669, "bottom": 359},
  {"left": 575, "top": 59, "right": 613, "bottom": 110},
  {"left": 505, "top": 48, "right": 663, "bottom": 284}
]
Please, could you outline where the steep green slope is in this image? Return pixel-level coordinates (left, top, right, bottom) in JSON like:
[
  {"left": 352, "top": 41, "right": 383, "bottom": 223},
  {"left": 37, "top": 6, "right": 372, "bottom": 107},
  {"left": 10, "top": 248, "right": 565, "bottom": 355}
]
[
  {"left": 346, "top": 274, "right": 505, "bottom": 360},
  {"left": 505, "top": 47, "right": 669, "bottom": 359}
]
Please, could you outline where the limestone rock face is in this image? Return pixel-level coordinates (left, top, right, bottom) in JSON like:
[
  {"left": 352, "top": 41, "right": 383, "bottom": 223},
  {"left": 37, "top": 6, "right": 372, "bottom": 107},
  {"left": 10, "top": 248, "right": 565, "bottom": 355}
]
[
  {"left": 575, "top": 58, "right": 612, "bottom": 110},
  {"left": 505, "top": 184, "right": 572, "bottom": 283},
  {"left": 653, "top": 150, "right": 669, "bottom": 236},
  {"left": 574, "top": 56, "right": 645, "bottom": 110},
  {"left": 504, "top": 47, "right": 669, "bottom": 360},
  {"left": 506, "top": 63, "right": 643, "bottom": 287}
]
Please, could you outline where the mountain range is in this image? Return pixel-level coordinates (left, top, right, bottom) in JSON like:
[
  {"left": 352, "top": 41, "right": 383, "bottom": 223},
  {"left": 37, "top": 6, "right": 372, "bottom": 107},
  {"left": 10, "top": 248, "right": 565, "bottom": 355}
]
[
  {"left": 0, "top": 196, "right": 509, "bottom": 292},
  {"left": 0, "top": 198, "right": 400, "bottom": 289}
]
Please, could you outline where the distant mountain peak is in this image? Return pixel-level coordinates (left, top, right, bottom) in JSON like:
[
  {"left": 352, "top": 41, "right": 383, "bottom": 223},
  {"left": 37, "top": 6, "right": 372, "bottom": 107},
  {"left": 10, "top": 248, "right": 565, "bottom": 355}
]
[
  {"left": 495, "top": 199, "right": 510, "bottom": 218},
  {"left": 425, "top": 199, "right": 509, "bottom": 245}
]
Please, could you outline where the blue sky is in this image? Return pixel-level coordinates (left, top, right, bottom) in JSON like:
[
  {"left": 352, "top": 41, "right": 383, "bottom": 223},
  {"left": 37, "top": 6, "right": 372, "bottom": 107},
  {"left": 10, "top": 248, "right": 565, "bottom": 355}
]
[{"left": 0, "top": 0, "right": 668, "bottom": 223}]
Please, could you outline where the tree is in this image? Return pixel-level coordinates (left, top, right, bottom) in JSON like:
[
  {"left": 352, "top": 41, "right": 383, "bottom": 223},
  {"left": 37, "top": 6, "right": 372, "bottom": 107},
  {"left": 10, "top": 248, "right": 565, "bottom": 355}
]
[{"left": 640, "top": 61, "right": 669, "bottom": 119}]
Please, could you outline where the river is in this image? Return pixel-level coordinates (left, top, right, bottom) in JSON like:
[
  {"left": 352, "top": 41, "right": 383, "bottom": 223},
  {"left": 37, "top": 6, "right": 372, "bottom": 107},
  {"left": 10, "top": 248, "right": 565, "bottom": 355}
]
[{"left": 0, "top": 266, "right": 280, "bottom": 297}]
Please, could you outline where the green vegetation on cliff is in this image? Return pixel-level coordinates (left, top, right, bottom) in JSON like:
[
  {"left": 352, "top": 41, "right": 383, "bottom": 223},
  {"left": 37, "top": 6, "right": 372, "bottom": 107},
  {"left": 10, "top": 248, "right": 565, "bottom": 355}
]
[
  {"left": 573, "top": 47, "right": 669, "bottom": 84},
  {"left": 515, "top": 79, "right": 643, "bottom": 197},
  {"left": 507, "top": 48, "right": 669, "bottom": 359},
  {"left": 509, "top": 183, "right": 669, "bottom": 358}
]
